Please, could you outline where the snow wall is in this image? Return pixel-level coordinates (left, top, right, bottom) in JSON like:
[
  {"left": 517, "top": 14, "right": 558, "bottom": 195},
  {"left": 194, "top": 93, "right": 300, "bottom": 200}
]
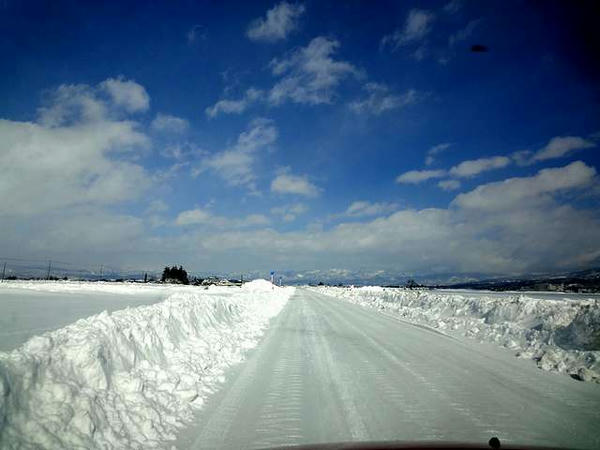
[
  {"left": 311, "top": 286, "right": 600, "bottom": 383},
  {"left": 0, "top": 280, "right": 294, "bottom": 449}
]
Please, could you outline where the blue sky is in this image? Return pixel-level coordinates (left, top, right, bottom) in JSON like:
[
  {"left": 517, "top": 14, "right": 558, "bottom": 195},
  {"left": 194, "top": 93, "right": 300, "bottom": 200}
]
[{"left": 1, "top": 0, "right": 599, "bottom": 279}]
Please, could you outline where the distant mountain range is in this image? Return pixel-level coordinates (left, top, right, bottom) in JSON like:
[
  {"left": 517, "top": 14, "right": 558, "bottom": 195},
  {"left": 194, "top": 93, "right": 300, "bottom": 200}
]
[
  {"left": 273, "top": 267, "right": 600, "bottom": 291},
  {"left": 3, "top": 261, "right": 600, "bottom": 292},
  {"left": 434, "top": 268, "right": 600, "bottom": 293}
]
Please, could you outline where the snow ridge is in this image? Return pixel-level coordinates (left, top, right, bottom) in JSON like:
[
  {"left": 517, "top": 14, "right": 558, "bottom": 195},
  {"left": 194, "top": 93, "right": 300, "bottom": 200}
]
[
  {"left": 312, "top": 286, "right": 600, "bottom": 382},
  {"left": 0, "top": 281, "right": 294, "bottom": 449}
]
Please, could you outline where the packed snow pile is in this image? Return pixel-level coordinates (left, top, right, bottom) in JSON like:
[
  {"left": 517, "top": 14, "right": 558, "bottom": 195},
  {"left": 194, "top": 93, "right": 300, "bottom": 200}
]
[
  {"left": 311, "top": 286, "right": 600, "bottom": 382},
  {"left": 240, "top": 278, "right": 276, "bottom": 293},
  {"left": 0, "top": 280, "right": 294, "bottom": 449}
]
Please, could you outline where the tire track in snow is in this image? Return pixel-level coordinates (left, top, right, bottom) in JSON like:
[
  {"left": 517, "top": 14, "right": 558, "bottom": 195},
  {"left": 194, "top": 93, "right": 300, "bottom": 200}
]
[
  {"left": 251, "top": 332, "right": 305, "bottom": 448},
  {"left": 184, "top": 301, "right": 296, "bottom": 449},
  {"left": 311, "top": 291, "right": 520, "bottom": 439},
  {"left": 302, "top": 294, "right": 370, "bottom": 442}
]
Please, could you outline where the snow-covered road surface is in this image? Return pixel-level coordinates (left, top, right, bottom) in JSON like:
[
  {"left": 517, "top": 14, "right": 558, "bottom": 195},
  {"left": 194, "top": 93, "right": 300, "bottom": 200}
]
[
  {"left": 311, "top": 286, "right": 600, "bottom": 382},
  {"left": 175, "top": 289, "right": 600, "bottom": 449}
]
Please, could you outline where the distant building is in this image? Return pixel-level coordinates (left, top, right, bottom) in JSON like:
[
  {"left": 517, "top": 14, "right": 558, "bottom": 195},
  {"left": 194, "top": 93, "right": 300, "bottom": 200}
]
[{"left": 200, "top": 277, "right": 240, "bottom": 286}]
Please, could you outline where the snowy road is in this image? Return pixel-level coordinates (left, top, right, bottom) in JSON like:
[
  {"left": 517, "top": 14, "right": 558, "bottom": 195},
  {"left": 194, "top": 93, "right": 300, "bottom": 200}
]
[{"left": 175, "top": 289, "right": 600, "bottom": 449}]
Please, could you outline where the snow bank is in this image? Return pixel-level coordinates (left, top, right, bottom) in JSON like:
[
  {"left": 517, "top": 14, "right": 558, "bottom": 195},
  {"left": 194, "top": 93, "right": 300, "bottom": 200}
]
[
  {"left": 355, "top": 285, "right": 385, "bottom": 292},
  {"left": 240, "top": 278, "right": 276, "bottom": 293},
  {"left": 0, "top": 281, "right": 294, "bottom": 449},
  {"left": 311, "top": 286, "right": 600, "bottom": 382}
]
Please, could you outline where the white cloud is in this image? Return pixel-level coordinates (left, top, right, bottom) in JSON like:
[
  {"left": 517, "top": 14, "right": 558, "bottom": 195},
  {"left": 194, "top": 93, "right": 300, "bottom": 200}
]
[
  {"left": 436, "top": 18, "right": 483, "bottom": 64},
  {"left": 5, "top": 81, "right": 600, "bottom": 278},
  {"left": 242, "top": 214, "right": 271, "bottom": 227},
  {"left": 208, "top": 37, "right": 361, "bottom": 113},
  {"left": 247, "top": 2, "right": 305, "bottom": 42},
  {"left": 448, "top": 19, "right": 481, "bottom": 47},
  {"left": 268, "top": 36, "right": 361, "bottom": 105},
  {"left": 234, "top": 118, "right": 278, "bottom": 153},
  {"left": 187, "top": 25, "right": 206, "bottom": 44},
  {"left": 399, "top": 138, "right": 590, "bottom": 189},
  {"left": 151, "top": 113, "right": 189, "bottom": 133},
  {"left": 145, "top": 199, "right": 169, "bottom": 214},
  {"left": 381, "top": 9, "right": 434, "bottom": 51},
  {"left": 438, "top": 179, "right": 461, "bottom": 191},
  {"left": 198, "top": 150, "right": 255, "bottom": 188},
  {"left": 195, "top": 118, "right": 277, "bottom": 190},
  {"left": 453, "top": 161, "right": 596, "bottom": 211},
  {"left": 177, "top": 161, "right": 600, "bottom": 275},
  {"left": 161, "top": 142, "right": 205, "bottom": 161},
  {"left": 443, "top": 0, "right": 462, "bottom": 14},
  {"left": 174, "top": 208, "right": 214, "bottom": 226},
  {"left": 206, "top": 98, "right": 247, "bottom": 117},
  {"left": 271, "top": 203, "right": 308, "bottom": 222},
  {"left": 271, "top": 172, "right": 320, "bottom": 197},
  {"left": 511, "top": 149, "right": 533, "bottom": 166},
  {"left": 5, "top": 110, "right": 598, "bottom": 279},
  {"left": 175, "top": 208, "right": 270, "bottom": 228},
  {"left": 349, "top": 83, "right": 418, "bottom": 115},
  {"left": 531, "top": 136, "right": 595, "bottom": 162},
  {"left": 12, "top": 159, "right": 599, "bottom": 274},
  {"left": 0, "top": 82, "right": 151, "bottom": 217},
  {"left": 36, "top": 78, "right": 150, "bottom": 126},
  {"left": 205, "top": 88, "right": 263, "bottom": 118},
  {"left": 37, "top": 84, "right": 107, "bottom": 126},
  {"left": 99, "top": 78, "right": 150, "bottom": 113},
  {"left": 0, "top": 79, "right": 156, "bottom": 267},
  {"left": 0, "top": 208, "right": 147, "bottom": 263},
  {"left": 14, "top": 160, "right": 598, "bottom": 274},
  {"left": 344, "top": 201, "right": 399, "bottom": 217},
  {"left": 425, "top": 142, "right": 451, "bottom": 165},
  {"left": 449, "top": 156, "right": 511, "bottom": 177},
  {"left": 396, "top": 169, "right": 446, "bottom": 184}
]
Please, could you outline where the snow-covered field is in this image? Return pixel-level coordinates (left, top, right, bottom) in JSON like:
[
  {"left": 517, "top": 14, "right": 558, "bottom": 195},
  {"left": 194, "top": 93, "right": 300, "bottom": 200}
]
[
  {"left": 0, "top": 280, "right": 294, "bottom": 449},
  {"left": 310, "top": 286, "right": 600, "bottom": 383},
  {"left": 0, "top": 281, "right": 184, "bottom": 351}
]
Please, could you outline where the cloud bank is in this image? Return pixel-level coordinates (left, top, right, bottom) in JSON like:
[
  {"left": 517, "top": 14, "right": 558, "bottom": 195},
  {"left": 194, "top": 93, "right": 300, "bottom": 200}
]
[{"left": 247, "top": 2, "right": 305, "bottom": 42}]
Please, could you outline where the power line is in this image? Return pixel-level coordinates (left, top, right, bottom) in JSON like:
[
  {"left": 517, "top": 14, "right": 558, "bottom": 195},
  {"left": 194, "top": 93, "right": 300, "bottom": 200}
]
[
  {"left": 0, "top": 255, "right": 163, "bottom": 280},
  {"left": 0, "top": 256, "right": 75, "bottom": 266}
]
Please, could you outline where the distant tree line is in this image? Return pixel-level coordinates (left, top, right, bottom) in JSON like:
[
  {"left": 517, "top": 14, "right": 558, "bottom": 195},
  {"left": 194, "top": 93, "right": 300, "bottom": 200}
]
[
  {"left": 161, "top": 265, "right": 189, "bottom": 284},
  {"left": 405, "top": 279, "right": 422, "bottom": 289}
]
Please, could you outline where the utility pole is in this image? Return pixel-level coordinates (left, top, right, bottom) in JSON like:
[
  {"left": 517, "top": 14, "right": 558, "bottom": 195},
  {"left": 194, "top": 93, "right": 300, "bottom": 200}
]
[
  {"left": 46, "top": 260, "right": 52, "bottom": 280},
  {"left": 1, "top": 262, "right": 6, "bottom": 282},
  {"left": 100, "top": 264, "right": 103, "bottom": 278}
]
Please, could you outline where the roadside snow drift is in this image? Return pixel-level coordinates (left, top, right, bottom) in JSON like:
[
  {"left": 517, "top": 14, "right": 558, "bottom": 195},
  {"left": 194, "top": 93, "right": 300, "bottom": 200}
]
[
  {"left": 311, "top": 286, "right": 600, "bottom": 383},
  {"left": 0, "top": 280, "right": 294, "bottom": 449}
]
